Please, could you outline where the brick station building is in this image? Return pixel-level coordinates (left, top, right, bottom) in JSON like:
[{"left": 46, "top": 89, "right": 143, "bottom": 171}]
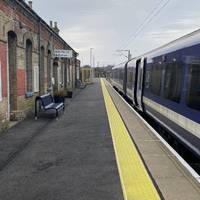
[{"left": 0, "top": 0, "right": 80, "bottom": 130}]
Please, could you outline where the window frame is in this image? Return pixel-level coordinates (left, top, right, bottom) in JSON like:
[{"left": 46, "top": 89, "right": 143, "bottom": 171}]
[
  {"left": 186, "top": 64, "right": 200, "bottom": 111},
  {"left": 25, "top": 39, "right": 33, "bottom": 92},
  {"left": 34, "top": 65, "right": 39, "bottom": 93},
  {"left": 150, "top": 63, "right": 162, "bottom": 96},
  {"left": 163, "top": 61, "right": 183, "bottom": 103},
  {"left": 0, "top": 61, "right": 2, "bottom": 102}
]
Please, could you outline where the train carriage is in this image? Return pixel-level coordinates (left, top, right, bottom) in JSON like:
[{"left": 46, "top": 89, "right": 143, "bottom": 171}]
[
  {"left": 110, "top": 62, "right": 127, "bottom": 94},
  {"left": 110, "top": 29, "right": 200, "bottom": 158}
]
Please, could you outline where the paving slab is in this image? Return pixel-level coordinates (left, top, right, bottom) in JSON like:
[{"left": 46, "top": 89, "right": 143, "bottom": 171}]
[
  {"left": 0, "top": 80, "right": 123, "bottom": 200},
  {"left": 105, "top": 80, "right": 200, "bottom": 200}
]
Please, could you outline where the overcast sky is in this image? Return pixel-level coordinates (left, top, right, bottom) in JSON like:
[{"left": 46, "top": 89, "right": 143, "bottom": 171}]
[{"left": 31, "top": 0, "right": 200, "bottom": 66}]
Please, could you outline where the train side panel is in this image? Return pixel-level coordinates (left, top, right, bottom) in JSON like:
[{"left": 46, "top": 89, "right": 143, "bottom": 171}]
[
  {"left": 142, "top": 43, "right": 200, "bottom": 157},
  {"left": 110, "top": 63, "right": 126, "bottom": 95}
]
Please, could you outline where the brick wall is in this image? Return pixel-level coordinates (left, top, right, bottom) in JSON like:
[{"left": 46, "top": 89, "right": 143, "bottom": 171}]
[
  {"left": 0, "top": 42, "right": 7, "bottom": 98},
  {"left": 0, "top": 0, "right": 78, "bottom": 124},
  {"left": 0, "top": 41, "right": 8, "bottom": 129}
]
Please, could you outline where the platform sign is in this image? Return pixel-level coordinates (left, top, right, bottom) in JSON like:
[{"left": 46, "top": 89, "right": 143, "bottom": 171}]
[{"left": 54, "top": 49, "right": 73, "bottom": 58}]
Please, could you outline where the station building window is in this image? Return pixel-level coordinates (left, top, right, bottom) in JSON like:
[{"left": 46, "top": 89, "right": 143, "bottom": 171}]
[
  {"left": 8, "top": 31, "right": 17, "bottom": 111},
  {"left": 187, "top": 64, "right": 200, "bottom": 110},
  {"left": 47, "top": 50, "right": 52, "bottom": 88},
  {"left": 61, "top": 62, "right": 64, "bottom": 85},
  {"left": 164, "top": 62, "right": 183, "bottom": 103},
  {"left": 33, "top": 66, "right": 39, "bottom": 92},
  {"left": 40, "top": 46, "right": 45, "bottom": 94},
  {"left": 26, "top": 39, "right": 33, "bottom": 92},
  {"left": 63, "top": 59, "right": 68, "bottom": 89},
  {"left": 150, "top": 64, "right": 162, "bottom": 96},
  {"left": 53, "top": 61, "right": 58, "bottom": 92},
  {"left": 67, "top": 61, "right": 70, "bottom": 83},
  {"left": 0, "top": 61, "right": 2, "bottom": 102}
]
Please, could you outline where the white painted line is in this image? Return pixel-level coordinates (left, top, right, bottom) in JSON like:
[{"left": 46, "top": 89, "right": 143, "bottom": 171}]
[{"left": 105, "top": 79, "right": 200, "bottom": 184}]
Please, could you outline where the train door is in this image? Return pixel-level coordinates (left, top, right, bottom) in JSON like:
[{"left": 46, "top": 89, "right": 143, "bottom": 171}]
[
  {"left": 133, "top": 61, "right": 139, "bottom": 106},
  {"left": 123, "top": 63, "right": 127, "bottom": 96},
  {"left": 136, "top": 58, "right": 146, "bottom": 111}
]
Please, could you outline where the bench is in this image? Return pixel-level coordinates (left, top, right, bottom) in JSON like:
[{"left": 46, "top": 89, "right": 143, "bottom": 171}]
[
  {"left": 76, "top": 79, "right": 86, "bottom": 89},
  {"left": 35, "top": 93, "right": 65, "bottom": 119}
]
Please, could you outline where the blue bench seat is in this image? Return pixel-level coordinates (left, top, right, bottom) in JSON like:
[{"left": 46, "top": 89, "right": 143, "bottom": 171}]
[{"left": 35, "top": 94, "right": 65, "bottom": 119}]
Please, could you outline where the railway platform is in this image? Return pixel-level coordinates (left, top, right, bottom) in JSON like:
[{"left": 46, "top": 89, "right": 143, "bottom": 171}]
[{"left": 0, "top": 79, "right": 199, "bottom": 200}]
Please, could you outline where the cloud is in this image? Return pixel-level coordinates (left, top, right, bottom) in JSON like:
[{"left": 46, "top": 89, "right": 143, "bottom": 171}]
[{"left": 32, "top": 0, "right": 200, "bottom": 66}]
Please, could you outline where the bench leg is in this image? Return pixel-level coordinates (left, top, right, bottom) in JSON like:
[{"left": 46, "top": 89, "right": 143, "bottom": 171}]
[
  {"left": 35, "top": 101, "right": 38, "bottom": 120},
  {"left": 56, "top": 109, "right": 59, "bottom": 120}
]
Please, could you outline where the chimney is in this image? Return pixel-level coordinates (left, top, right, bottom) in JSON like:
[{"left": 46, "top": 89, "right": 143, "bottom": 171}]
[
  {"left": 53, "top": 21, "right": 60, "bottom": 35},
  {"left": 28, "top": 1, "right": 33, "bottom": 9},
  {"left": 54, "top": 22, "right": 58, "bottom": 29},
  {"left": 50, "top": 21, "right": 53, "bottom": 28}
]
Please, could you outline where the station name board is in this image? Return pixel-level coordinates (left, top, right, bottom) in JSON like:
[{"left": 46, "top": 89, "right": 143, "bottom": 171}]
[{"left": 54, "top": 49, "right": 73, "bottom": 58}]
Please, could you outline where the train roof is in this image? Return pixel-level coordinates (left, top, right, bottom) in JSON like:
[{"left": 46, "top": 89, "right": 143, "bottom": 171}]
[{"left": 128, "top": 28, "right": 200, "bottom": 63}]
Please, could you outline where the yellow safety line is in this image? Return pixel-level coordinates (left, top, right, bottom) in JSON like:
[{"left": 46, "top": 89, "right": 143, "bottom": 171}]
[{"left": 101, "top": 79, "right": 160, "bottom": 200}]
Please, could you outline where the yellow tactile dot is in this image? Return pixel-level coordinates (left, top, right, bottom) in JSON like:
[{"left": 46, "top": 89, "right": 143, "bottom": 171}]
[{"left": 101, "top": 79, "right": 160, "bottom": 200}]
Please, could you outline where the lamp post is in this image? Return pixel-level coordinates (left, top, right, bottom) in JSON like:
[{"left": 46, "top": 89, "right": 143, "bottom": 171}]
[
  {"left": 90, "top": 48, "right": 93, "bottom": 67},
  {"left": 93, "top": 54, "right": 95, "bottom": 68}
]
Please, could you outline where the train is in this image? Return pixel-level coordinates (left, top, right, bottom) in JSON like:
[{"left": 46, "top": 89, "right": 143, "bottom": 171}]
[{"left": 110, "top": 29, "right": 200, "bottom": 158}]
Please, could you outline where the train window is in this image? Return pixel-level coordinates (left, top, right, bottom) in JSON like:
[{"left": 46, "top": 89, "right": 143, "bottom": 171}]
[
  {"left": 150, "top": 64, "right": 162, "bottom": 96},
  {"left": 145, "top": 69, "right": 151, "bottom": 89},
  {"left": 164, "top": 62, "right": 183, "bottom": 103},
  {"left": 127, "top": 66, "right": 133, "bottom": 89},
  {"left": 187, "top": 64, "right": 200, "bottom": 110},
  {"left": 119, "top": 68, "right": 124, "bottom": 85}
]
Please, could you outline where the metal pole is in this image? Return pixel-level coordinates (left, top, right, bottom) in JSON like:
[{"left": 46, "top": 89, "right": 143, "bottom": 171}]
[
  {"left": 128, "top": 50, "right": 131, "bottom": 60},
  {"left": 116, "top": 49, "right": 131, "bottom": 61},
  {"left": 90, "top": 48, "right": 93, "bottom": 67},
  {"left": 93, "top": 54, "right": 95, "bottom": 68}
]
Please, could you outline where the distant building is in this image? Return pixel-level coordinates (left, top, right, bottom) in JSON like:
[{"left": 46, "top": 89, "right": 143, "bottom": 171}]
[
  {"left": 80, "top": 66, "right": 94, "bottom": 84},
  {"left": 0, "top": 0, "right": 80, "bottom": 130}
]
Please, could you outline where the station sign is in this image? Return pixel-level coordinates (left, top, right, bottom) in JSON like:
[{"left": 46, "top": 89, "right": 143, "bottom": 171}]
[{"left": 54, "top": 49, "right": 73, "bottom": 58}]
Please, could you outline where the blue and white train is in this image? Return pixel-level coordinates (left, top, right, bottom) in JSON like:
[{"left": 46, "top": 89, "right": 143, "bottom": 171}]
[{"left": 110, "top": 29, "right": 200, "bottom": 158}]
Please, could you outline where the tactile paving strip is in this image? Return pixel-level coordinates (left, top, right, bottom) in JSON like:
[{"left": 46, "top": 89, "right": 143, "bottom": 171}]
[{"left": 101, "top": 79, "right": 160, "bottom": 200}]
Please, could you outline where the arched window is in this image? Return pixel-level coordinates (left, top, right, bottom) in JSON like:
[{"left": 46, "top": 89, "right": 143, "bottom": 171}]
[
  {"left": 26, "top": 39, "right": 33, "bottom": 92},
  {"left": 47, "top": 50, "right": 52, "bottom": 88},
  {"left": 8, "top": 31, "right": 17, "bottom": 111},
  {"left": 64, "top": 59, "right": 68, "bottom": 90},
  {"left": 61, "top": 60, "right": 64, "bottom": 85},
  {"left": 53, "top": 61, "right": 58, "bottom": 92},
  {"left": 40, "top": 46, "right": 45, "bottom": 94}
]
